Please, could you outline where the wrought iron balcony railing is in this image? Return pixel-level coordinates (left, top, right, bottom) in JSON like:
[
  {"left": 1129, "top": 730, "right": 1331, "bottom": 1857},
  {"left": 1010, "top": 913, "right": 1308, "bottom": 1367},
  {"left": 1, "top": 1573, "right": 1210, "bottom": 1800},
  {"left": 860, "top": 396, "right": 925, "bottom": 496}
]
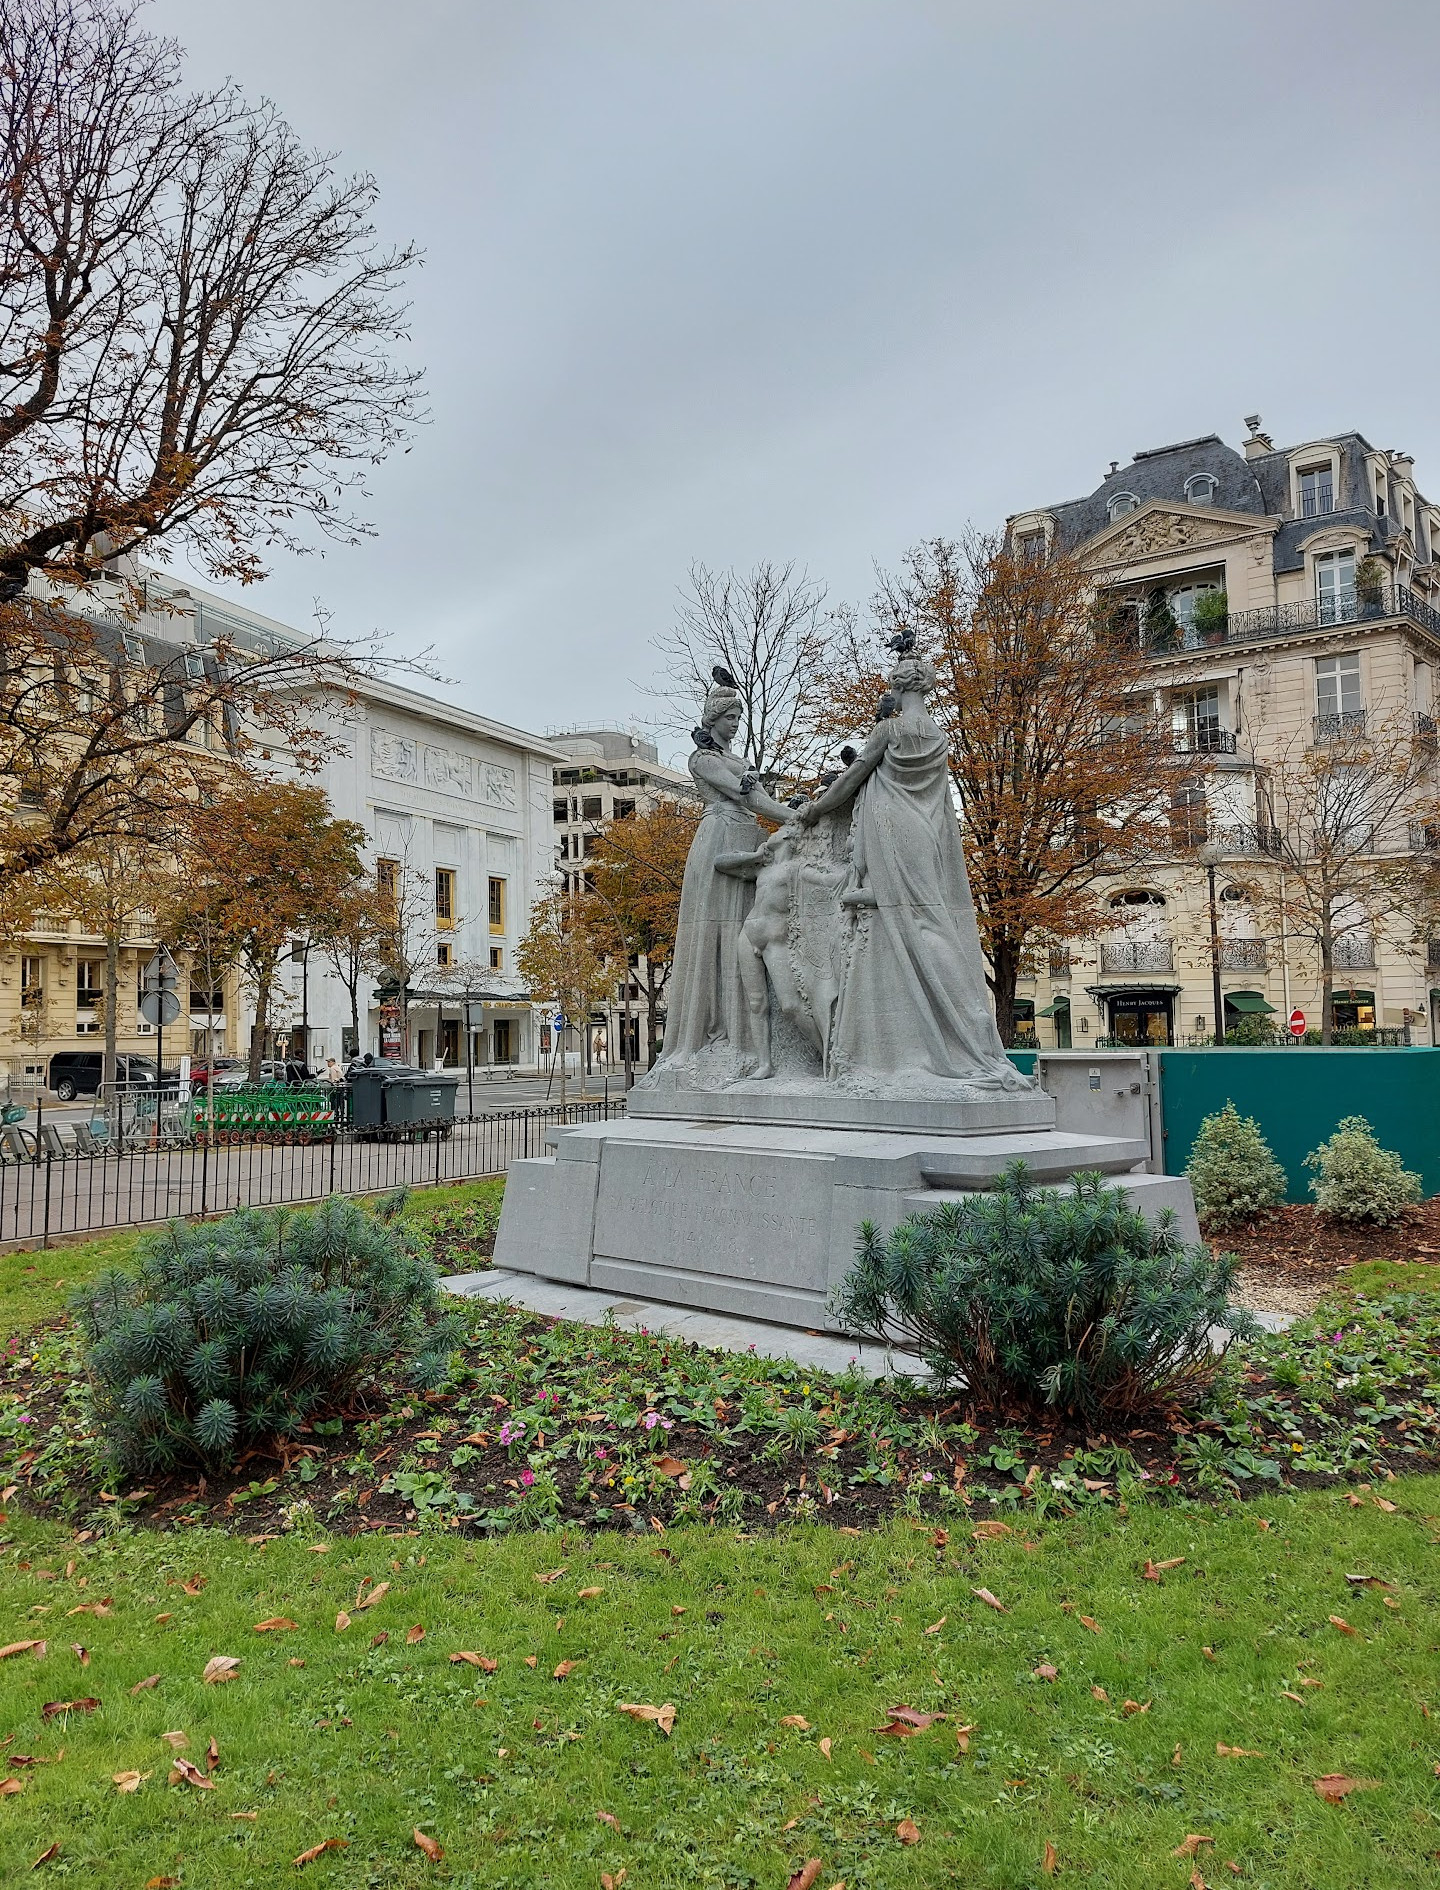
[
  {"left": 1211, "top": 824, "right": 1285, "bottom": 857},
  {"left": 1048, "top": 948, "right": 1073, "bottom": 977},
  {"left": 1429, "top": 939, "right": 1440, "bottom": 971},
  {"left": 1173, "top": 726, "right": 1237, "bottom": 755},
  {"left": 1333, "top": 937, "right": 1376, "bottom": 970},
  {"left": 1313, "top": 709, "right": 1367, "bottom": 743},
  {"left": 1218, "top": 938, "right": 1267, "bottom": 970},
  {"left": 1100, "top": 939, "right": 1174, "bottom": 973},
  {"left": 1137, "top": 584, "right": 1440, "bottom": 655}
]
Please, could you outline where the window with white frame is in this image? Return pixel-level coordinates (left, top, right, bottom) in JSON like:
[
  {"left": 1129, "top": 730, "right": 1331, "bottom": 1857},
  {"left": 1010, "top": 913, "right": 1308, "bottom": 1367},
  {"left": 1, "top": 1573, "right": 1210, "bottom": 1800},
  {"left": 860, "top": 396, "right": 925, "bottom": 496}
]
[
  {"left": 20, "top": 956, "right": 43, "bottom": 1006},
  {"left": 1298, "top": 463, "right": 1335, "bottom": 518},
  {"left": 1172, "top": 686, "right": 1221, "bottom": 747},
  {"left": 1184, "top": 473, "right": 1217, "bottom": 505},
  {"left": 1314, "top": 548, "right": 1357, "bottom": 623},
  {"left": 1108, "top": 493, "right": 1138, "bottom": 522},
  {"left": 1169, "top": 578, "right": 1222, "bottom": 630},
  {"left": 1315, "top": 652, "right": 1363, "bottom": 721}
]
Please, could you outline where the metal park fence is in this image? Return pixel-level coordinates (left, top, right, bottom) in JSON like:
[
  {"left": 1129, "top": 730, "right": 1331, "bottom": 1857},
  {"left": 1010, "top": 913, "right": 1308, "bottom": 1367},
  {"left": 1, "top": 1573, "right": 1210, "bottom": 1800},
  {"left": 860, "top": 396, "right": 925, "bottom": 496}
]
[{"left": 0, "top": 1098, "right": 624, "bottom": 1249}]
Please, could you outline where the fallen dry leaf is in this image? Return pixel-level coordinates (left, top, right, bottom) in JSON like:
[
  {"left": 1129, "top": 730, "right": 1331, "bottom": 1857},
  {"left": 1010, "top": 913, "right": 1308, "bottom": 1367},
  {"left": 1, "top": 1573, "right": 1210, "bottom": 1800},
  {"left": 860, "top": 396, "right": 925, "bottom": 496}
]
[
  {"left": 1373, "top": 1496, "right": 1398, "bottom": 1512},
  {"left": 145, "top": 1879, "right": 180, "bottom": 1888},
  {"left": 578, "top": 1586, "right": 603, "bottom": 1600},
  {"left": 1313, "top": 1773, "right": 1380, "bottom": 1804},
  {"left": 252, "top": 1617, "right": 297, "bottom": 1633},
  {"left": 1034, "top": 1663, "right": 1059, "bottom": 1682},
  {"left": 1043, "top": 1840, "right": 1058, "bottom": 1875},
  {"left": 406, "top": 1625, "right": 425, "bottom": 1646},
  {"left": 523, "top": 1655, "right": 537, "bottom": 1668},
  {"left": 0, "top": 1778, "right": 23, "bottom": 1795},
  {"left": 780, "top": 1714, "right": 811, "bottom": 1730},
  {"left": 601, "top": 1874, "right": 628, "bottom": 1890},
  {"left": 972, "top": 1521, "right": 1010, "bottom": 1539},
  {"left": 29, "top": 1843, "right": 59, "bottom": 1868},
  {"left": 355, "top": 1581, "right": 390, "bottom": 1612},
  {"left": 1173, "top": 1835, "right": 1215, "bottom": 1858},
  {"left": 595, "top": 1809, "right": 620, "bottom": 1830},
  {"left": 923, "top": 1615, "right": 947, "bottom": 1635},
  {"left": 1281, "top": 1690, "right": 1305, "bottom": 1704},
  {"left": 39, "top": 1698, "right": 97, "bottom": 1721},
  {"left": 617, "top": 1701, "right": 676, "bottom": 1735},
  {"left": 1216, "top": 1743, "right": 1262, "bottom": 1758},
  {"left": 653, "top": 1456, "right": 688, "bottom": 1477},
  {"left": 1345, "top": 1574, "right": 1396, "bottom": 1590},
  {"left": 819, "top": 1736, "right": 832, "bottom": 1761},
  {"left": 1121, "top": 1700, "right": 1151, "bottom": 1717},
  {"left": 169, "top": 1756, "right": 215, "bottom": 1790},
  {"left": 972, "top": 1588, "right": 1007, "bottom": 1612},
  {"left": 413, "top": 1827, "right": 443, "bottom": 1861},
  {"left": 449, "top": 1651, "right": 499, "bottom": 1672},
  {"left": 1091, "top": 1685, "right": 1109, "bottom": 1701},
  {"left": 533, "top": 1568, "right": 565, "bottom": 1585},
  {"left": 202, "top": 1655, "right": 240, "bottom": 1684},
  {"left": 292, "top": 1838, "right": 349, "bottom": 1867},
  {"left": 1079, "top": 1615, "right": 1102, "bottom": 1634},
  {"left": 882, "top": 1706, "right": 945, "bottom": 1732},
  {"left": 0, "top": 1641, "right": 43, "bottom": 1660},
  {"left": 334, "top": 1612, "right": 351, "bottom": 1633},
  {"left": 1328, "top": 1616, "right": 1358, "bottom": 1636},
  {"left": 128, "top": 1675, "right": 160, "bottom": 1695},
  {"left": 112, "top": 1770, "right": 149, "bottom": 1792},
  {"left": 230, "top": 1811, "right": 257, "bottom": 1821},
  {"left": 180, "top": 1576, "right": 206, "bottom": 1597},
  {"left": 1143, "top": 1558, "right": 1185, "bottom": 1580},
  {"left": 896, "top": 1817, "right": 920, "bottom": 1845},
  {"left": 205, "top": 1736, "right": 219, "bottom": 1774},
  {"left": 954, "top": 1723, "right": 974, "bottom": 1754},
  {"left": 159, "top": 1731, "right": 188, "bottom": 1750},
  {"left": 553, "top": 1659, "right": 577, "bottom": 1679},
  {"left": 1189, "top": 1873, "right": 1206, "bottom": 1890},
  {"left": 788, "top": 1864, "right": 824, "bottom": 1890},
  {"left": 70, "top": 1645, "right": 89, "bottom": 1667}
]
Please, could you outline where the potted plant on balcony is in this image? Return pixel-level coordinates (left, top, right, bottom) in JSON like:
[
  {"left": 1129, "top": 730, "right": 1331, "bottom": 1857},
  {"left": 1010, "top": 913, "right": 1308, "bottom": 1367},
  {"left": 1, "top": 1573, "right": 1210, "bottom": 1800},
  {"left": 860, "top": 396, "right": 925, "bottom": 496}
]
[
  {"left": 1143, "top": 587, "right": 1180, "bottom": 652},
  {"left": 1193, "top": 589, "right": 1229, "bottom": 646},
  {"left": 1355, "top": 556, "right": 1386, "bottom": 615}
]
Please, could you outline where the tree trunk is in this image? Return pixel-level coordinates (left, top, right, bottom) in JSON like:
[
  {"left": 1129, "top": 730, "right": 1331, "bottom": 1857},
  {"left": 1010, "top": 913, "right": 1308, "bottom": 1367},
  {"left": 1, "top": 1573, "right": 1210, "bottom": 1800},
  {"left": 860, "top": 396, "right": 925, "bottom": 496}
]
[
  {"left": 102, "top": 929, "right": 120, "bottom": 1093},
  {"left": 643, "top": 960, "right": 662, "bottom": 1068},
  {"left": 1320, "top": 921, "right": 1334, "bottom": 1045},
  {"left": 249, "top": 953, "right": 274, "bottom": 1079},
  {"left": 989, "top": 939, "right": 1022, "bottom": 1048}
]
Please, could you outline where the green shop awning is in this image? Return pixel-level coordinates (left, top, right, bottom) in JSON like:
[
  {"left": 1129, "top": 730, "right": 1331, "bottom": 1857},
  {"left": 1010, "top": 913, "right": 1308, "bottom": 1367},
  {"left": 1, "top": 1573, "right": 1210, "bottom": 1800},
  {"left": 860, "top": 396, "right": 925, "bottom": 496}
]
[
  {"left": 1224, "top": 992, "right": 1276, "bottom": 1014},
  {"left": 1037, "top": 998, "right": 1071, "bottom": 1018}
]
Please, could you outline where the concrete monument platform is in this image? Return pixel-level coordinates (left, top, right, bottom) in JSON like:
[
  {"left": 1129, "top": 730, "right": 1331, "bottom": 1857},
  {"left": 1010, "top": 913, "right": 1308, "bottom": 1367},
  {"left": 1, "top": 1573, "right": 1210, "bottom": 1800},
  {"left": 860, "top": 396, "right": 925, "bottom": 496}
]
[
  {"left": 627, "top": 1079, "right": 1058, "bottom": 1137},
  {"left": 494, "top": 1114, "right": 1199, "bottom": 1333}
]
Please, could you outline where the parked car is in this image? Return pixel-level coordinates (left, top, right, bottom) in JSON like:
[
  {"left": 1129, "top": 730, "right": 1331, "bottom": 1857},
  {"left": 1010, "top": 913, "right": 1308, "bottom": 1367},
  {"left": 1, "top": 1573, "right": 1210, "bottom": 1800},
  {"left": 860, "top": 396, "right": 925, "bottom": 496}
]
[
  {"left": 188, "top": 1057, "right": 244, "bottom": 1087},
  {"left": 258, "top": 1059, "right": 315, "bottom": 1085},
  {"left": 48, "top": 1052, "right": 177, "bottom": 1102}
]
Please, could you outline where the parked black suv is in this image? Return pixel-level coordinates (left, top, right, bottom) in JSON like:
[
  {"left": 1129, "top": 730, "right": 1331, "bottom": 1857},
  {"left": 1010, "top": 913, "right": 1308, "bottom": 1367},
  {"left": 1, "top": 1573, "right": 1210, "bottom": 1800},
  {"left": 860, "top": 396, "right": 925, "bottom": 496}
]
[{"left": 47, "top": 1052, "right": 170, "bottom": 1102}]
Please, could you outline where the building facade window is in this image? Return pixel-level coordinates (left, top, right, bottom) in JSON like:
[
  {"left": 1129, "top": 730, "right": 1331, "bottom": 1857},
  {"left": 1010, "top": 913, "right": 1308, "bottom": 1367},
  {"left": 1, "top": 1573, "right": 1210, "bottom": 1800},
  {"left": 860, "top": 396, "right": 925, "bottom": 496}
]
[
  {"left": 1108, "top": 493, "right": 1139, "bottom": 522},
  {"left": 553, "top": 798, "right": 568, "bottom": 822},
  {"left": 1184, "top": 473, "right": 1217, "bottom": 504},
  {"left": 436, "top": 940, "right": 453, "bottom": 967},
  {"left": 20, "top": 956, "right": 43, "bottom": 1005},
  {"left": 1315, "top": 548, "right": 1356, "bottom": 623},
  {"left": 434, "top": 866, "right": 456, "bottom": 929},
  {"left": 488, "top": 876, "right": 506, "bottom": 934},
  {"left": 1016, "top": 529, "right": 1046, "bottom": 561},
  {"left": 581, "top": 795, "right": 603, "bottom": 820},
  {"left": 489, "top": 946, "right": 503, "bottom": 971},
  {"left": 376, "top": 857, "right": 399, "bottom": 909},
  {"left": 1314, "top": 653, "right": 1364, "bottom": 744},
  {"left": 1173, "top": 686, "right": 1221, "bottom": 747},
  {"left": 1298, "top": 464, "right": 1336, "bottom": 518}
]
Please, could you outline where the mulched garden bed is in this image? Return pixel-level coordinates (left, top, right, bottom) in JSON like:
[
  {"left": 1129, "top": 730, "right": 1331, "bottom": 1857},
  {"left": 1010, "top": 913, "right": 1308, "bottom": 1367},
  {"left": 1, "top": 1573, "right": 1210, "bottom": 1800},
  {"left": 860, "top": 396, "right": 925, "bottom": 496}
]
[
  {"left": 5, "top": 1286, "right": 1439, "bottom": 1544},
  {"left": 1214, "top": 1201, "right": 1440, "bottom": 1287}
]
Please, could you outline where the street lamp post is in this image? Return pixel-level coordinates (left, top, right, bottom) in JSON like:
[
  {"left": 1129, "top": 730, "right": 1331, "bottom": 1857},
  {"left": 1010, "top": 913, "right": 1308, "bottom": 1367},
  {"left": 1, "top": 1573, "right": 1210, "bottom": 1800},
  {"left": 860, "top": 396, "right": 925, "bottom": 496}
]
[{"left": 1206, "top": 859, "right": 1225, "bottom": 1045}]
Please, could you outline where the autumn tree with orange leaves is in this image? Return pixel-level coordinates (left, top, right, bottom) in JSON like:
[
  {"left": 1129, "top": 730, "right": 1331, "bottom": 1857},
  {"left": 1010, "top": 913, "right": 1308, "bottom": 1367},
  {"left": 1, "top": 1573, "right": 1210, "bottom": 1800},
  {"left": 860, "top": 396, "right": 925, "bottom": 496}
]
[
  {"left": 817, "top": 534, "right": 1185, "bottom": 1044},
  {"left": 579, "top": 799, "right": 701, "bottom": 1071}
]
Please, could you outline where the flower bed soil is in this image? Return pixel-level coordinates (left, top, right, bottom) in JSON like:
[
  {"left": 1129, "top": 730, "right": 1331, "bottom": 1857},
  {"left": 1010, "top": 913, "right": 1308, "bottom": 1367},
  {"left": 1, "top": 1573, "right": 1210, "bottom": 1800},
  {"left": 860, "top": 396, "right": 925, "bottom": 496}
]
[{"left": 1212, "top": 1201, "right": 1440, "bottom": 1287}]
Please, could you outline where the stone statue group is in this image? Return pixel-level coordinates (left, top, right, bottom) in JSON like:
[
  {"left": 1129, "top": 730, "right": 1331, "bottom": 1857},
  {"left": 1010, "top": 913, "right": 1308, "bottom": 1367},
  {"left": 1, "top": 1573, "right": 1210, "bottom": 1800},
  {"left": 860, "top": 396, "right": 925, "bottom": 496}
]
[{"left": 635, "top": 654, "right": 1031, "bottom": 1101}]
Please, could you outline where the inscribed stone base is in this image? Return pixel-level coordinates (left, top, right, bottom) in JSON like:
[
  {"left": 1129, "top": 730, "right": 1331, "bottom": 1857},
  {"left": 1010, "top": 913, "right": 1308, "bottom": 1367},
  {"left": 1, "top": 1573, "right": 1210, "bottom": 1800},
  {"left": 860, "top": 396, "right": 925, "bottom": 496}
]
[{"left": 492, "top": 1115, "right": 1200, "bottom": 1335}]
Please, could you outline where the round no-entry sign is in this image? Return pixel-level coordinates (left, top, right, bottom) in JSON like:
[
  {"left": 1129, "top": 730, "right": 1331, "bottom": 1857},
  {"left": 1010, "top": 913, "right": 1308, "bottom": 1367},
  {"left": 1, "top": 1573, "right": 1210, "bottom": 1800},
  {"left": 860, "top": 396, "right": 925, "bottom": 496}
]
[{"left": 1289, "top": 1008, "right": 1306, "bottom": 1036}]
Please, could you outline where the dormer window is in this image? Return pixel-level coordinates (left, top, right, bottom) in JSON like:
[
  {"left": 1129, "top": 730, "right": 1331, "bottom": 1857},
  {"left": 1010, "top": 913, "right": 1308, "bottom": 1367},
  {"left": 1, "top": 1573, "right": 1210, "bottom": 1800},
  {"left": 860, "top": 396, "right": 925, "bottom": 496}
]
[
  {"left": 1298, "top": 464, "right": 1335, "bottom": 518},
  {"left": 1185, "top": 473, "right": 1217, "bottom": 505},
  {"left": 1108, "top": 493, "right": 1139, "bottom": 522}
]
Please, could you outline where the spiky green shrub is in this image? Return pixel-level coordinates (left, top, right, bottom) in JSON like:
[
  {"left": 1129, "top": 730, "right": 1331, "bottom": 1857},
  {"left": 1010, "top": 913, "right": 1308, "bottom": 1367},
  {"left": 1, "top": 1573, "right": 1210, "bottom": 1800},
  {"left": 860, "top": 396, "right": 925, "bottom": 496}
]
[
  {"left": 1186, "top": 1100, "right": 1287, "bottom": 1228},
  {"left": 835, "top": 1162, "right": 1250, "bottom": 1416},
  {"left": 1304, "top": 1115, "right": 1422, "bottom": 1226},
  {"left": 72, "top": 1192, "right": 462, "bottom": 1474}
]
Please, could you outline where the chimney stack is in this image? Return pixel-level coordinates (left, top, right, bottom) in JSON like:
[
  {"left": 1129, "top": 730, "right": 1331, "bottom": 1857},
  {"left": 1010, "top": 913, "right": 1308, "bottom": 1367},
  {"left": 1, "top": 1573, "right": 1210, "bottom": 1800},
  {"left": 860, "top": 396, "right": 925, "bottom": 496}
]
[{"left": 1242, "top": 413, "right": 1273, "bottom": 460}]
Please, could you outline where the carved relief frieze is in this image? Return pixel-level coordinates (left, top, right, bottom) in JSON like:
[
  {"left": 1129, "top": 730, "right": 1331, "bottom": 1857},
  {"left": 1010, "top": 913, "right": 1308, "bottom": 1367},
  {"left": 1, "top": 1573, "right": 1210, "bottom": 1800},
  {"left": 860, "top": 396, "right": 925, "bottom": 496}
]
[
  {"left": 369, "top": 727, "right": 418, "bottom": 783},
  {"left": 483, "top": 763, "right": 518, "bottom": 810},
  {"left": 424, "top": 745, "right": 473, "bottom": 796}
]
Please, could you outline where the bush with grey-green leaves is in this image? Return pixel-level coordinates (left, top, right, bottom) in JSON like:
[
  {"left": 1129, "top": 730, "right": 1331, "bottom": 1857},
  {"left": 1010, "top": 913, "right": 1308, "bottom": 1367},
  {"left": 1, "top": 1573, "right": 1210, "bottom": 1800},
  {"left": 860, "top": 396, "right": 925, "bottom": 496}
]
[
  {"left": 835, "top": 1160, "right": 1250, "bottom": 1417},
  {"left": 1304, "top": 1115, "right": 1423, "bottom": 1226},
  {"left": 1185, "top": 1100, "right": 1287, "bottom": 1228},
  {"left": 72, "top": 1192, "right": 462, "bottom": 1474}
]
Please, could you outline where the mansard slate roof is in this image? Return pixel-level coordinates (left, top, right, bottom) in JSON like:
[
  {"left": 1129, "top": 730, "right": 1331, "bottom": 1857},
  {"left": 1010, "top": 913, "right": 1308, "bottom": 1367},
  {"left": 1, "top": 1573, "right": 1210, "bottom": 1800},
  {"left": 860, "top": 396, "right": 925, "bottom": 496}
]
[{"left": 1027, "top": 429, "right": 1433, "bottom": 570}]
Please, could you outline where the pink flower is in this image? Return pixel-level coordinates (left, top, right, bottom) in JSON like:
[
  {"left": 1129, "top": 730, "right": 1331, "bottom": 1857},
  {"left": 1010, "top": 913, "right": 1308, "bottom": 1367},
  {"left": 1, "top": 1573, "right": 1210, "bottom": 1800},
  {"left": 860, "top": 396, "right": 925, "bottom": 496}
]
[
  {"left": 595, "top": 1447, "right": 607, "bottom": 1460},
  {"left": 519, "top": 1469, "right": 535, "bottom": 1488},
  {"left": 921, "top": 1471, "right": 933, "bottom": 1483},
  {"left": 643, "top": 1412, "right": 660, "bottom": 1430}
]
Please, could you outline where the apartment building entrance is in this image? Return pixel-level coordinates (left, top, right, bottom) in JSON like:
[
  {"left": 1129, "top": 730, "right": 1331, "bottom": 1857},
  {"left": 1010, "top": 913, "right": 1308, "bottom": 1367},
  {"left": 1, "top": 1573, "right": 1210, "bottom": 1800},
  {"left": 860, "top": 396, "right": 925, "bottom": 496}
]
[{"left": 1105, "top": 990, "right": 1174, "bottom": 1045}]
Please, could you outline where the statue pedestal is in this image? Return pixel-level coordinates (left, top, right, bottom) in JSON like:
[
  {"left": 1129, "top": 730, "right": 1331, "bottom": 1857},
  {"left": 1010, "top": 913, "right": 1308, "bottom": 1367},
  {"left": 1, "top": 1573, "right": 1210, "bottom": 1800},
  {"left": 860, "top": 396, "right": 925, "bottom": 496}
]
[{"left": 493, "top": 1112, "right": 1199, "bottom": 1334}]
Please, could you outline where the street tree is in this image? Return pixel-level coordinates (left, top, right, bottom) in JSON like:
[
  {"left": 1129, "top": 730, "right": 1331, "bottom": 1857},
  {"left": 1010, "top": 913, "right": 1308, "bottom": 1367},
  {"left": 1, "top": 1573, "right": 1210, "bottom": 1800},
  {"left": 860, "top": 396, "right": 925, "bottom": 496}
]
[
  {"left": 515, "top": 886, "right": 611, "bottom": 1106},
  {"left": 579, "top": 799, "right": 699, "bottom": 1070},
  {"left": 649, "top": 562, "right": 837, "bottom": 786},
  {"left": 176, "top": 781, "right": 367, "bottom": 1078},
  {"left": 313, "top": 879, "right": 396, "bottom": 1062},
  {"left": 817, "top": 533, "right": 1182, "bottom": 1044},
  {"left": 1240, "top": 715, "right": 1440, "bottom": 1042}
]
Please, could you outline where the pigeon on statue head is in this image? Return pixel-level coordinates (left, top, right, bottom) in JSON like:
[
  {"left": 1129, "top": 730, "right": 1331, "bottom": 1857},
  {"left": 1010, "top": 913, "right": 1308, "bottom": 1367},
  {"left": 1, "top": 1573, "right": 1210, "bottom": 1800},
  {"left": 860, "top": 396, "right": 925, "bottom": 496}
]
[
  {"left": 885, "top": 629, "right": 917, "bottom": 655},
  {"left": 711, "top": 663, "right": 738, "bottom": 688}
]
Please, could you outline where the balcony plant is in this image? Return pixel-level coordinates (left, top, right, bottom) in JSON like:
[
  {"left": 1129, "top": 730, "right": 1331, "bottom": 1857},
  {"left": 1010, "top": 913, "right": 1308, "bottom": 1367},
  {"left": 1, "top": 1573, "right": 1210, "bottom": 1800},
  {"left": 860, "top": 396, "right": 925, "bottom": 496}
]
[
  {"left": 1192, "top": 589, "right": 1229, "bottom": 645},
  {"left": 1355, "top": 556, "right": 1386, "bottom": 613}
]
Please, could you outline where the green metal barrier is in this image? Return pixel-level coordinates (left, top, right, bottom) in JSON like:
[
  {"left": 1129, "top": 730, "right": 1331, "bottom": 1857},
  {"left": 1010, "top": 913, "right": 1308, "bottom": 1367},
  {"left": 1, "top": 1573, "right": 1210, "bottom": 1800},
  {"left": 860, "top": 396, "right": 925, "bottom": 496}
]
[
  {"left": 186, "top": 1083, "right": 335, "bottom": 1141},
  {"left": 1157, "top": 1047, "right": 1440, "bottom": 1201}
]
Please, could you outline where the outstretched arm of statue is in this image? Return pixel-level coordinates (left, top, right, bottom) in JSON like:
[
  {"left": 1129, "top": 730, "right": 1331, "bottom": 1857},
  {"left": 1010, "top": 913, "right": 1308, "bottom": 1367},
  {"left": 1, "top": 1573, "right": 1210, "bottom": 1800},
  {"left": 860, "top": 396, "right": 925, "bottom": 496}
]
[
  {"left": 692, "top": 751, "right": 797, "bottom": 824},
  {"left": 796, "top": 726, "right": 887, "bottom": 825}
]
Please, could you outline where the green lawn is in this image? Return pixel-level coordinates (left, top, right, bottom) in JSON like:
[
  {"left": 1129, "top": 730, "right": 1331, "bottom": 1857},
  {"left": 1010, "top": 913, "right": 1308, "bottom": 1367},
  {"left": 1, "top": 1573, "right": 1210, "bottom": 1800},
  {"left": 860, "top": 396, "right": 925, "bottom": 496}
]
[{"left": 2, "top": 1486, "right": 1439, "bottom": 1886}]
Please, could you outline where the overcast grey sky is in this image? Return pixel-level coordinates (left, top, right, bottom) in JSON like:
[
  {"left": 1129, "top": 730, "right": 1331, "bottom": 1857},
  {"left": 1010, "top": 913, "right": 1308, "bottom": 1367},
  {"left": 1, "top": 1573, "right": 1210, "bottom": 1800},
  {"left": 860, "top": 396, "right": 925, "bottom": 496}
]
[{"left": 148, "top": 0, "right": 1440, "bottom": 742}]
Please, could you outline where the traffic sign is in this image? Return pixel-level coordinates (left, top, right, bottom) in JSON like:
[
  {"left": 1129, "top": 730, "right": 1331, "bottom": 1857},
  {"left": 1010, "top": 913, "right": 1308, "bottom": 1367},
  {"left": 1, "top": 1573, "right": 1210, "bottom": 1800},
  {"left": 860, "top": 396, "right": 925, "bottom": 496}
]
[
  {"left": 1288, "top": 1007, "right": 1306, "bottom": 1037},
  {"left": 140, "top": 949, "right": 182, "bottom": 1028},
  {"left": 552, "top": 1012, "right": 568, "bottom": 1034}
]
